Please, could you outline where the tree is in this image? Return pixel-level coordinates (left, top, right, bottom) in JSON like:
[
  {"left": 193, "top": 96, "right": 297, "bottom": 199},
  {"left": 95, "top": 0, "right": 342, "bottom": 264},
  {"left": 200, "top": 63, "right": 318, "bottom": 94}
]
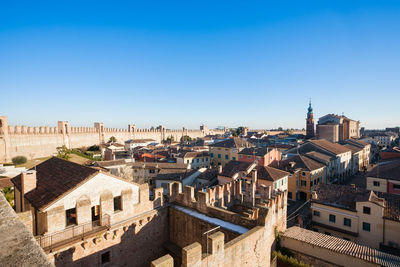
[
  {"left": 108, "top": 136, "right": 117, "bottom": 143},
  {"left": 12, "top": 156, "right": 27, "bottom": 165},
  {"left": 166, "top": 135, "right": 175, "bottom": 142},
  {"left": 181, "top": 135, "right": 192, "bottom": 142},
  {"left": 56, "top": 145, "right": 71, "bottom": 160},
  {"left": 277, "top": 127, "right": 283, "bottom": 131}
]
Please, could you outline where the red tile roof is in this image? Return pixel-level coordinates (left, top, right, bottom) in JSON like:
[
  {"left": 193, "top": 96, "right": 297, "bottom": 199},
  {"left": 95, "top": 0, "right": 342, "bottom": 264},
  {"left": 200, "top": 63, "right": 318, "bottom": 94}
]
[{"left": 11, "top": 157, "right": 99, "bottom": 211}]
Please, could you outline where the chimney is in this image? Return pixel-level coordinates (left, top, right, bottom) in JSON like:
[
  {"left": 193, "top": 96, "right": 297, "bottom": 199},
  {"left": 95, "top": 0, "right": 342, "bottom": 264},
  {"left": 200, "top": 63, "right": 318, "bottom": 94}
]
[
  {"left": 21, "top": 170, "right": 37, "bottom": 195},
  {"left": 218, "top": 165, "right": 223, "bottom": 174},
  {"left": 251, "top": 169, "right": 257, "bottom": 183}
]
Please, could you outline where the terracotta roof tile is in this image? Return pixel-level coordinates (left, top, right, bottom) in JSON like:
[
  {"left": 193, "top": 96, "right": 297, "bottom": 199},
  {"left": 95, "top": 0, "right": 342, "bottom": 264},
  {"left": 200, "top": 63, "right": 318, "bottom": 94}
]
[{"left": 11, "top": 157, "right": 98, "bottom": 210}]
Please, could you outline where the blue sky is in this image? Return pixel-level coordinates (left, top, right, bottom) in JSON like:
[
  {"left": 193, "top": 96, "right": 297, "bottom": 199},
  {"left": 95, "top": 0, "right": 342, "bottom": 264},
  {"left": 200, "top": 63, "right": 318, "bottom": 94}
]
[{"left": 1, "top": 1, "right": 399, "bottom": 129}]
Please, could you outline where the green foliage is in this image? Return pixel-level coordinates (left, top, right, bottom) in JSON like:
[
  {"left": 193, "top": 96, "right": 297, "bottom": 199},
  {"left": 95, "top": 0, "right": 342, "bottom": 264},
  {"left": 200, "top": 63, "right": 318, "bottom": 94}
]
[
  {"left": 1, "top": 186, "right": 14, "bottom": 207},
  {"left": 108, "top": 136, "right": 117, "bottom": 143},
  {"left": 181, "top": 135, "right": 192, "bottom": 142},
  {"left": 272, "top": 251, "right": 312, "bottom": 267},
  {"left": 56, "top": 145, "right": 71, "bottom": 160},
  {"left": 71, "top": 149, "right": 102, "bottom": 161},
  {"left": 11, "top": 156, "right": 27, "bottom": 165},
  {"left": 87, "top": 145, "right": 100, "bottom": 152},
  {"left": 231, "top": 126, "right": 245, "bottom": 136},
  {"left": 166, "top": 135, "right": 174, "bottom": 142}
]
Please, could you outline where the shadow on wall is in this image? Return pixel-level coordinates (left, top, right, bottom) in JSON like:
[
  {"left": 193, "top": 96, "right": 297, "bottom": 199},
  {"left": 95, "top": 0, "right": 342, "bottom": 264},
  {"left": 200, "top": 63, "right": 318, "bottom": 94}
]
[{"left": 54, "top": 208, "right": 169, "bottom": 267}]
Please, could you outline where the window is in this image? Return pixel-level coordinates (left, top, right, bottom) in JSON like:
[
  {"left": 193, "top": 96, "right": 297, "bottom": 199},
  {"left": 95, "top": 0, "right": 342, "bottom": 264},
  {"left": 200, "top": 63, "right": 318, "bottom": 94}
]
[
  {"left": 394, "top": 184, "right": 400, "bottom": 190},
  {"left": 196, "top": 158, "right": 200, "bottom": 163},
  {"left": 225, "top": 155, "right": 229, "bottom": 160},
  {"left": 113, "top": 196, "right": 122, "bottom": 212},
  {"left": 362, "top": 222, "right": 371, "bottom": 232},
  {"left": 206, "top": 158, "right": 209, "bottom": 161},
  {"left": 302, "top": 172, "right": 306, "bottom": 176},
  {"left": 210, "top": 153, "right": 214, "bottom": 158},
  {"left": 301, "top": 180, "right": 307, "bottom": 187},
  {"left": 288, "top": 192, "right": 292, "bottom": 199},
  {"left": 363, "top": 206, "right": 371, "bottom": 215},
  {"left": 239, "top": 154, "right": 242, "bottom": 158},
  {"left": 310, "top": 181, "right": 313, "bottom": 187},
  {"left": 218, "top": 154, "right": 221, "bottom": 158},
  {"left": 66, "top": 208, "right": 77, "bottom": 226},
  {"left": 313, "top": 210, "right": 320, "bottom": 217},
  {"left": 329, "top": 214, "right": 336, "bottom": 223},
  {"left": 247, "top": 156, "right": 251, "bottom": 159},
  {"left": 149, "top": 169, "right": 155, "bottom": 174},
  {"left": 344, "top": 218, "right": 351, "bottom": 227},
  {"left": 101, "top": 251, "right": 110, "bottom": 265},
  {"left": 373, "top": 181, "right": 380, "bottom": 187},
  {"left": 232, "top": 157, "right": 236, "bottom": 160}
]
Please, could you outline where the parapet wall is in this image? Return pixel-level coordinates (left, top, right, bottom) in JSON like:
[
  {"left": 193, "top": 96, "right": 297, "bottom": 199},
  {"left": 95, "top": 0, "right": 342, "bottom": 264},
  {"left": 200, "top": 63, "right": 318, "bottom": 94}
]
[{"left": 0, "top": 116, "right": 225, "bottom": 162}]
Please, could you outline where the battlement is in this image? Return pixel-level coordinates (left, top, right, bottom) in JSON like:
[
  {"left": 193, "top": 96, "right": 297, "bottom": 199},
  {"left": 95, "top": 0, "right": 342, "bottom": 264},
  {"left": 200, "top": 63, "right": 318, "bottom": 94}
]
[{"left": 167, "top": 180, "right": 287, "bottom": 229}]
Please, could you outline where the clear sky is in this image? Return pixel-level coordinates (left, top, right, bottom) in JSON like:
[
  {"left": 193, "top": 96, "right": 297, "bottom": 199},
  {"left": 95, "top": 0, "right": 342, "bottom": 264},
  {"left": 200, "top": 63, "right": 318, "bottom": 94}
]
[{"left": 1, "top": 1, "right": 399, "bottom": 130}]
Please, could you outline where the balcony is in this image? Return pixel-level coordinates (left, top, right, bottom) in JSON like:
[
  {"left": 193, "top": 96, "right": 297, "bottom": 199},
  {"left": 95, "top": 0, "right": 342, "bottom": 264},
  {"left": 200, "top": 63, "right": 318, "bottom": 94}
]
[{"left": 35, "top": 214, "right": 110, "bottom": 252}]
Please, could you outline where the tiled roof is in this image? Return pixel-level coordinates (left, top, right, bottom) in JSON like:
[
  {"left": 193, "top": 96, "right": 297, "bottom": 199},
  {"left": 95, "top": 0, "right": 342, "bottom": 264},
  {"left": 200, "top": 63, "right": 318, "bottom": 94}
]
[
  {"left": 255, "top": 166, "right": 290, "bottom": 182},
  {"left": 156, "top": 169, "right": 197, "bottom": 181},
  {"left": 197, "top": 168, "right": 219, "bottom": 181},
  {"left": 238, "top": 147, "right": 269, "bottom": 157},
  {"left": 377, "top": 192, "right": 400, "bottom": 222},
  {"left": 128, "top": 162, "right": 188, "bottom": 169},
  {"left": 304, "top": 151, "right": 333, "bottom": 164},
  {"left": 282, "top": 227, "right": 400, "bottom": 267},
  {"left": 209, "top": 137, "right": 249, "bottom": 148},
  {"left": 342, "top": 143, "right": 363, "bottom": 154},
  {"left": 309, "top": 139, "right": 351, "bottom": 155},
  {"left": 367, "top": 158, "right": 400, "bottom": 181},
  {"left": 11, "top": 157, "right": 99, "bottom": 210},
  {"left": 220, "top": 161, "right": 254, "bottom": 177},
  {"left": 313, "top": 184, "right": 372, "bottom": 212},
  {"left": 279, "top": 155, "right": 325, "bottom": 172}
]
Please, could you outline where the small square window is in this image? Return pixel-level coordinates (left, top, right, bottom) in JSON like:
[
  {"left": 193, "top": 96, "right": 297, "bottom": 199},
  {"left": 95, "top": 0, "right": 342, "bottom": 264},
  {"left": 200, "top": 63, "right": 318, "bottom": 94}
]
[
  {"left": 218, "top": 154, "right": 221, "bottom": 158},
  {"left": 225, "top": 155, "right": 229, "bottom": 160},
  {"left": 313, "top": 210, "right": 320, "bottom": 217},
  {"left": 363, "top": 206, "right": 371, "bottom": 214},
  {"left": 394, "top": 184, "right": 400, "bottom": 190},
  {"left": 329, "top": 214, "right": 336, "bottom": 223},
  {"left": 344, "top": 218, "right": 351, "bottom": 227},
  {"left": 373, "top": 181, "right": 380, "bottom": 187},
  {"left": 101, "top": 251, "right": 110, "bottom": 265},
  {"left": 363, "top": 222, "right": 371, "bottom": 232},
  {"left": 113, "top": 196, "right": 122, "bottom": 212}
]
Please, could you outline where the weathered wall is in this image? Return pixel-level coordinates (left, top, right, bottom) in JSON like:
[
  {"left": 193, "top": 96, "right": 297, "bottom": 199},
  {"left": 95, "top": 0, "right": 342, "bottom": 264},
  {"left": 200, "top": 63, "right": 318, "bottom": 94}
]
[
  {"left": 169, "top": 207, "right": 239, "bottom": 253},
  {"left": 49, "top": 208, "right": 170, "bottom": 267},
  {"left": 0, "top": 116, "right": 225, "bottom": 162}
]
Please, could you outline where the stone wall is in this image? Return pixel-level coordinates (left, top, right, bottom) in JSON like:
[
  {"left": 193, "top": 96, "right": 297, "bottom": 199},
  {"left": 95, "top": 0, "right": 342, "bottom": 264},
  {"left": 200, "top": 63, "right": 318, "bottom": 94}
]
[
  {"left": 169, "top": 207, "right": 239, "bottom": 253},
  {"left": 0, "top": 115, "right": 226, "bottom": 162},
  {"left": 0, "top": 193, "right": 51, "bottom": 266},
  {"left": 49, "top": 208, "right": 170, "bottom": 267}
]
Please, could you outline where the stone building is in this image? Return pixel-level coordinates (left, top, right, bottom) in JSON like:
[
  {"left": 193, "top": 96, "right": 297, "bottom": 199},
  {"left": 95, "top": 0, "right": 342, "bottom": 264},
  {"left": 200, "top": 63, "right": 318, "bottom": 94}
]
[
  {"left": 316, "top": 114, "right": 360, "bottom": 142},
  {"left": 311, "top": 184, "right": 400, "bottom": 252},
  {"left": 10, "top": 156, "right": 287, "bottom": 266},
  {"left": 279, "top": 154, "right": 326, "bottom": 201},
  {"left": 209, "top": 137, "right": 251, "bottom": 167}
]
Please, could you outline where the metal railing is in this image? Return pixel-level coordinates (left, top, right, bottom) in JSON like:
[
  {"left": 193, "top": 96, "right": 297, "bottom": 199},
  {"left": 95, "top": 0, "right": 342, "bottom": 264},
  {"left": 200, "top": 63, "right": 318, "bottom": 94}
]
[{"left": 35, "top": 214, "right": 110, "bottom": 250}]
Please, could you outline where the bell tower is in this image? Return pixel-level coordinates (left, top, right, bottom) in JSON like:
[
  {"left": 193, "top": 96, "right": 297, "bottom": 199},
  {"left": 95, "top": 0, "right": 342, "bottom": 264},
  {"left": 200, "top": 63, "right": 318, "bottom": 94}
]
[{"left": 306, "top": 100, "right": 315, "bottom": 139}]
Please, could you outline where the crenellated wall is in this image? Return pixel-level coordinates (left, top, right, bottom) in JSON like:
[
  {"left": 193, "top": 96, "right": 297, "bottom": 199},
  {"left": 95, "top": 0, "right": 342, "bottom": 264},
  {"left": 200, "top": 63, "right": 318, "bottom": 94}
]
[{"left": 0, "top": 116, "right": 225, "bottom": 162}]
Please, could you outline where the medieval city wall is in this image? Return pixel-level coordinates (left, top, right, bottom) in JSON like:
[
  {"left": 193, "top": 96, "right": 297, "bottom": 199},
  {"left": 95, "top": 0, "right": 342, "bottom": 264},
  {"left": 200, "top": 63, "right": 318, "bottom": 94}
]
[{"left": 0, "top": 116, "right": 225, "bottom": 162}]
